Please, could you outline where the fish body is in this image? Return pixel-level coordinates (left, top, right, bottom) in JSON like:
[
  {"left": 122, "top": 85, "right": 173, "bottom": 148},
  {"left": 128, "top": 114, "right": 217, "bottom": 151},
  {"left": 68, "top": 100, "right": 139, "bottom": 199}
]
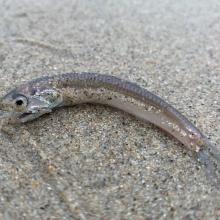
[{"left": 0, "top": 72, "right": 219, "bottom": 185}]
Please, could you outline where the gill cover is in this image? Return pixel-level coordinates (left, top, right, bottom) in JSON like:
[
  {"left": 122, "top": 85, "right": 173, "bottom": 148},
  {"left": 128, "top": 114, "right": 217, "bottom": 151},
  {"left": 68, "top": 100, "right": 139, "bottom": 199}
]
[{"left": 28, "top": 89, "right": 63, "bottom": 112}]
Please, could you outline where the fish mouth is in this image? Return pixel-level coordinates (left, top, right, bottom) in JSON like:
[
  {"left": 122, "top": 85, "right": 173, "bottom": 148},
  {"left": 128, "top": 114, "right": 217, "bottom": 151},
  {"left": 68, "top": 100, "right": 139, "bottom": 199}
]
[
  {"left": 18, "top": 108, "right": 52, "bottom": 122},
  {"left": 19, "top": 112, "right": 33, "bottom": 119},
  {"left": 0, "top": 110, "right": 35, "bottom": 123},
  {"left": 17, "top": 111, "right": 38, "bottom": 123},
  {"left": 19, "top": 107, "right": 52, "bottom": 119},
  {"left": 0, "top": 107, "right": 52, "bottom": 123}
]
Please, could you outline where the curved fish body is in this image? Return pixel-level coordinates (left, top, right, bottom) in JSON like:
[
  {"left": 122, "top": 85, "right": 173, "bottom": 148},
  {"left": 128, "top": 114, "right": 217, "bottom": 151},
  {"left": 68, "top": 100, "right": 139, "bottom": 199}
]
[{"left": 0, "top": 72, "right": 219, "bottom": 185}]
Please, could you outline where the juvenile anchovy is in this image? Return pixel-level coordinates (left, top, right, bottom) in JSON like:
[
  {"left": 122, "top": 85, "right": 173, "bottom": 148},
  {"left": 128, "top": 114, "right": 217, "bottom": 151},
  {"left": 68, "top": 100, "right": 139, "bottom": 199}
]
[{"left": 0, "top": 72, "right": 219, "bottom": 185}]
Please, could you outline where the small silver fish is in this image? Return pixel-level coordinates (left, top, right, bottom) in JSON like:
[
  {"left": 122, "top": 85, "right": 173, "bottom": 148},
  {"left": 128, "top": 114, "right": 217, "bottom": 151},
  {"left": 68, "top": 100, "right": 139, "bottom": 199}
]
[{"left": 0, "top": 72, "right": 219, "bottom": 187}]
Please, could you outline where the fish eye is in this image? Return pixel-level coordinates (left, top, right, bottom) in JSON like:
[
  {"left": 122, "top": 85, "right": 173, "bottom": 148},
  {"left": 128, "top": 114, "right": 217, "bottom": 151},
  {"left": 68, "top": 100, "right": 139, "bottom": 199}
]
[
  {"left": 16, "top": 99, "right": 23, "bottom": 105},
  {"left": 14, "top": 96, "right": 28, "bottom": 107}
]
